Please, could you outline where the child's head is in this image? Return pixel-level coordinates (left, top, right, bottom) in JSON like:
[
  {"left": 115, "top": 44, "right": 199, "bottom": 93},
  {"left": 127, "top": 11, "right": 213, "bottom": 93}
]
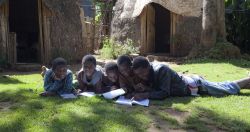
[
  {"left": 52, "top": 57, "right": 67, "bottom": 80},
  {"left": 104, "top": 62, "right": 119, "bottom": 83},
  {"left": 117, "top": 55, "right": 132, "bottom": 77},
  {"left": 132, "top": 56, "right": 150, "bottom": 81},
  {"left": 82, "top": 55, "right": 96, "bottom": 77}
]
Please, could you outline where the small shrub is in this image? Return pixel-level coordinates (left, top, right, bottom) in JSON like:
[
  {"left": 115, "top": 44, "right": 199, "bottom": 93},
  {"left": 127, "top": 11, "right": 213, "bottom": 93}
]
[
  {"left": 100, "top": 38, "right": 139, "bottom": 59},
  {"left": 205, "top": 42, "right": 241, "bottom": 59}
]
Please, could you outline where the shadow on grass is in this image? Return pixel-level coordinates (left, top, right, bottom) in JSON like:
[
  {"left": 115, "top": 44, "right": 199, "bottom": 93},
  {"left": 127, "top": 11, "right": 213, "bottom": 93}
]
[
  {"left": 0, "top": 89, "right": 43, "bottom": 132},
  {"left": 0, "top": 76, "right": 26, "bottom": 84},
  {"left": 185, "top": 106, "right": 250, "bottom": 132},
  {"left": 1, "top": 88, "right": 250, "bottom": 131},
  {"left": 0, "top": 116, "right": 25, "bottom": 132},
  {"left": 0, "top": 71, "right": 40, "bottom": 76},
  {"left": 45, "top": 97, "right": 151, "bottom": 131},
  {"left": 150, "top": 96, "right": 194, "bottom": 108},
  {"left": 181, "top": 58, "right": 250, "bottom": 69},
  {"left": 0, "top": 89, "right": 151, "bottom": 132}
]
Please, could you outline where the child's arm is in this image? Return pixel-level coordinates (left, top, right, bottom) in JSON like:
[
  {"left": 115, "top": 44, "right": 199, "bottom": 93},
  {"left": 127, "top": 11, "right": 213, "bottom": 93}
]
[
  {"left": 44, "top": 70, "right": 61, "bottom": 92},
  {"left": 63, "top": 71, "right": 74, "bottom": 92},
  {"left": 95, "top": 79, "right": 103, "bottom": 93},
  {"left": 119, "top": 76, "right": 133, "bottom": 94},
  {"left": 134, "top": 83, "right": 151, "bottom": 92},
  {"left": 76, "top": 70, "right": 87, "bottom": 91}
]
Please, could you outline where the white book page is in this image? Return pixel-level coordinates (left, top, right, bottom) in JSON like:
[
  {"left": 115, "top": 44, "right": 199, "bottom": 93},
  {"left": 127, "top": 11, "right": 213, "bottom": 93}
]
[
  {"left": 132, "top": 99, "right": 150, "bottom": 107},
  {"left": 115, "top": 96, "right": 133, "bottom": 106},
  {"left": 78, "top": 92, "right": 96, "bottom": 97},
  {"left": 102, "top": 88, "right": 126, "bottom": 99},
  {"left": 60, "top": 94, "right": 77, "bottom": 99}
]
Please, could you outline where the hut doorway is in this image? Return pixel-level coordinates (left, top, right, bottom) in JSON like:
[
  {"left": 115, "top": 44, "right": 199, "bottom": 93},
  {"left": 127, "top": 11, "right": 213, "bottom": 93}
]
[
  {"left": 140, "top": 3, "right": 171, "bottom": 54},
  {"left": 153, "top": 3, "right": 170, "bottom": 53},
  {"left": 9, "top": 0, "right": 41, "bottom": 63}
]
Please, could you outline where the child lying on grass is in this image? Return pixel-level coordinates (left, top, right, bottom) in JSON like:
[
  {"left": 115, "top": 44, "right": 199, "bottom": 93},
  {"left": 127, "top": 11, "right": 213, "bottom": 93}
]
[
  {"left": 40, "top": 57, "right": 74, "bottom": 96},
  {"left": 131, "top": 56, "right": 250, "bottom": 100},
  {"left": 116, "top": 55, "right": 149, "bottom": 98},
  {"left": 76, "top": 55, "right": 104, "bottom": 93},
  {"left": 102, "top": 62, "right": 120, "bottom": 92}
]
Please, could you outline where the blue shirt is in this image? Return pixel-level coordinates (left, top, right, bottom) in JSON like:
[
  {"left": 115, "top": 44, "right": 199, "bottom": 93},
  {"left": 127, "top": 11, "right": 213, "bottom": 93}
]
[{"left": 44, "top": 69, "right": 73, "bottom": 94}]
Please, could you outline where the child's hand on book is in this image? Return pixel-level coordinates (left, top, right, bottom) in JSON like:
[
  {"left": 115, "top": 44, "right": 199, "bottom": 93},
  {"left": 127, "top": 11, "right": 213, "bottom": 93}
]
[
  {"left": 133, "top": 92, "right": 149, "bottom": 101},
  {"left": 135, "top": 83, "right": 150, "bottom": 92},
  {"left": 110, "top": 86, "right": 118, "bottom": 91},
  {"left": 125, "top": 93, "right": 135, "bottom": 99}
]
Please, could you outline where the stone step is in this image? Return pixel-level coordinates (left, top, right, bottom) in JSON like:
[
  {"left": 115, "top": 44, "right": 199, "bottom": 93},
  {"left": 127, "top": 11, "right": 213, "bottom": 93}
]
[
  {"left": 14, "top": 63, "right": 42, "bottom": 72},
  {"left": 146, "top": 54, "right": 186, "bottom": 63}
]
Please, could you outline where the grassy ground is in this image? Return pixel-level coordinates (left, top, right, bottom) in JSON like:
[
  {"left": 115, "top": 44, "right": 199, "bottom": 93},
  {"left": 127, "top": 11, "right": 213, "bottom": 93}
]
[{"left": 1, "top": 59, "right": 250, "bottom": 132}]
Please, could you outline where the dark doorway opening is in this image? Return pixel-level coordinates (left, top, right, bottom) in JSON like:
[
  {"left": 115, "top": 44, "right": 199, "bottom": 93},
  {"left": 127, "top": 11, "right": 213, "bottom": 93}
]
[
  {"left": 9, "top": 0, "right": 40, "bottom": 63},
  {"left": 152, "top": 3, "right": 170, "bottom": 53}
]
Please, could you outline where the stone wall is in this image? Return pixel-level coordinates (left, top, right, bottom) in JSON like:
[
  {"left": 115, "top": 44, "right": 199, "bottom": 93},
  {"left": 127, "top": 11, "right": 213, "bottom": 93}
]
[{"left": 172, "top": 16, "right": 202, "bottom": 56}]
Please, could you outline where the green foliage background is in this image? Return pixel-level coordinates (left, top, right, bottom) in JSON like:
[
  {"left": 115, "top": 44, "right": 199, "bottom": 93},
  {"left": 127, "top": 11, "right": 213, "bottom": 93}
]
[{"left": 225, "top": 0, "right": 250, "bottom": 54}]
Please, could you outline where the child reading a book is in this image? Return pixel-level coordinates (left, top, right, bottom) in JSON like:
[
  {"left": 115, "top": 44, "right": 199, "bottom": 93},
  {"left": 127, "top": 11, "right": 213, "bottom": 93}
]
[
  {"left": 117, "top": 55, "right": 143, "bottom": 98},
  {"left": 40, "top": 57, "right": 74, "bottom": 96},
  {"left": 132, "top": 56, "right": 250, "bottom": 100},
  {"left": 76, "top": 55, "right": 104, "bottom": 93},
  {"left": 102, "top": 62, "right": 120, "bottom": 91}
]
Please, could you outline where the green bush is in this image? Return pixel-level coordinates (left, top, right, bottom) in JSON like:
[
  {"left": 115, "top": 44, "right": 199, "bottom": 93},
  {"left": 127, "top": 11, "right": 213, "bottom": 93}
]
[
  {"left": 100, "top": 38, "right": 139, "bottom": 59},
  {"left": 225, "top": 0, "right": 250, "bottom": 54},
  {"left": 205, "top": 42, "right": 241, "bottom": 59}
]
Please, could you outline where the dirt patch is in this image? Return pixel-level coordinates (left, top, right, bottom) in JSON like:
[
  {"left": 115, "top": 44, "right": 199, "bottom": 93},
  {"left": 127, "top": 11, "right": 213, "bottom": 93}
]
[
  {"left": 147, "top": 119, "right": 189, "bottom": 132},
  {"left": 147, "top": 107, "right": 192, "bottom": 132},
  {"left": 165, "top": 108, "right": 190, "bottom": 125},
  {"left": 147, "top": 112, "right": 171, "bottom": 132},
  {"left": 0, "top": 101, "right": 13, "bottom": 111},
  {"left": 199, "top": 117, "right": 228, "bottom": 132}
]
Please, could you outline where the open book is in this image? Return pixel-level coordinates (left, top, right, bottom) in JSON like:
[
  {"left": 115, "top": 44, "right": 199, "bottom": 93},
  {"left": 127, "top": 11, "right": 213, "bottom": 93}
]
[
  {"left": 60, "top": 93, "right": 77, "bottom": 99},
  {"left": 115, "top": 96, "right": 149, "bottom": 107},
  {"left": 78, "top": 88, "right": 126, "bottom": 99}
]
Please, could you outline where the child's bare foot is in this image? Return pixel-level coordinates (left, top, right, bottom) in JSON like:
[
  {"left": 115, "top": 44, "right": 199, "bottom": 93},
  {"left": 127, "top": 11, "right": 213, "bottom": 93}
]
[
  {"left": 41, "top": 66, "right": 48, "bottom": 78},
  {"left": 73, "top": 89, "right": 81, "bottom": 95},
  {"left": 39, "top": 91, "right": 56, "bottom": 97},
  {"left": 243, "top": 83, "right": 250, "bottom": 89}
]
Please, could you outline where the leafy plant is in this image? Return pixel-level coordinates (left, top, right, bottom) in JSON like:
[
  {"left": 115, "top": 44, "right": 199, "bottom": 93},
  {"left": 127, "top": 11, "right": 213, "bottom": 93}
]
[
  {"left": 225, "top": 0, "right": 250, "bottom": 54},
  {"left": 204, "top": 42, "right": 241, "bottom": 59},
  {"left": 100, "top": 37, "right": 139, "bottom": 59},
  {"left": 93, "top": 0, "right": 115, "bottom": 24}
]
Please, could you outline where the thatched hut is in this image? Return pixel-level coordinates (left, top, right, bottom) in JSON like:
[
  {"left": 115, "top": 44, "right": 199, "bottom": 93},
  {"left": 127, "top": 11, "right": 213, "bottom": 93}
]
[
  {"left": 0, "top": 0, "right": 88, "bottom": 65},
  {"left": 111, "top": 0, "right": 226, "bottom": 57}
]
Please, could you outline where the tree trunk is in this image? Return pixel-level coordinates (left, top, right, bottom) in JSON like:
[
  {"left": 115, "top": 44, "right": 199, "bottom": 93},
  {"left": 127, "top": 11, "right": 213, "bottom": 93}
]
[
  {"left": 216, "top": 0, "right": 226, "bottom": 42},
  {"left": 201, "top": 0, "right": 217, "bottom": 50},
  {"left": 0, "top": 10, "right": 3, "bottom": 57}
]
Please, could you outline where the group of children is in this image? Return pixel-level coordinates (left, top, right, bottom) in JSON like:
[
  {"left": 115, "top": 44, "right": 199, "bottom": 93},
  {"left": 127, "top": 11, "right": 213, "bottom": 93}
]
[{"left": 40, "top": 54, "right": 250, "bottom": 101}]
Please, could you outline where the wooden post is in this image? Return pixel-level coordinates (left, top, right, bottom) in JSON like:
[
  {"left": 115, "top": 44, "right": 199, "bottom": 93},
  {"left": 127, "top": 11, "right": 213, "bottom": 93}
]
[
  {"left": 0, "top": 1, "right": 8, "bottom": 60},
  {"left": 38, "top": 0, "right": 44, "bottom": 64},
  {"left": 42, "top": 4, "right": 52, "bottom": 64},
  {"left": 170, "top": 12, "right": 177, "bottom": 56},
  {"left": 8, "top": 32, "right": 16, "bottom": 66},
  {"left": 146, "top": 4, "right": 155, "bottom": 53},
  {"left": 140, "top": 6, "right": 147, "bottom": 54}
]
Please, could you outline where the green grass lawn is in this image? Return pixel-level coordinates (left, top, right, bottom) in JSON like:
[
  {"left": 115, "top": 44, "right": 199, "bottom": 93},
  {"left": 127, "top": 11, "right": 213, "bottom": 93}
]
[{"left": 1, "top": 59, "right": 250, "bottom": 132}]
